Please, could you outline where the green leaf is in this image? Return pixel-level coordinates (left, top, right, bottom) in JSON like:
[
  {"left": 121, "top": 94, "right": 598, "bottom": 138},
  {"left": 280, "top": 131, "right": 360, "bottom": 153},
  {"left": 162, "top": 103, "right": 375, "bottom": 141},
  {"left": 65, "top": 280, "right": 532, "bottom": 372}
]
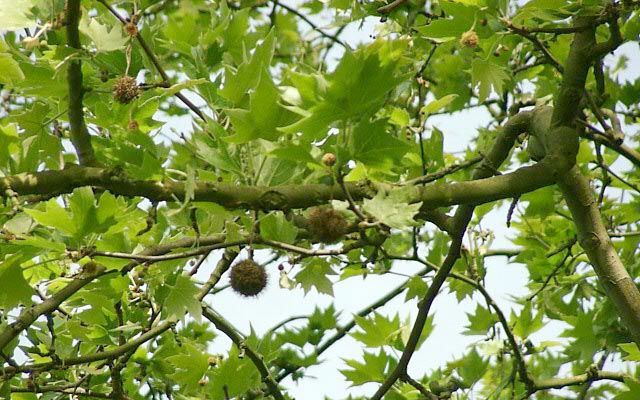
[
  {"left": 0, "top": 54, "right": 25, "bottom": 85},
  {"left": 25, "top": 199, "right": 76, "bottom": 236},
  {"left": 164, "top": 275, "right": 202, "bottom": 321},
  {"left": 405, "top": 276, "right": 428, "bottom": 301},
  {"left": 167, "top": 343, "right": 209, "bottom": 393},
  {"left": 362, "top": 190, "right": 422, "bottom": 229},
  {"left": 0, "top": 0, "right": 35, "bottom": 29},
  {"left": 464, "top": 304, "right": 497, "bottom": 335},
  {"left": 79, "top": 15, "right": 128, "bottom": 52},
  {"left": 421, "top": 94, "right": 458, "bottom": 115},
  {"left": 615, "top": 379, "right": 640, "bottom": 400},
  {"left": 389, "top": 108, "right": 410, "bottom": 127},
  {"left": 281, "top": 42, "right": 406, "bottom": 140},
  {"left": 511, "top": 302, "right": 544, "bottom": 338},
  {"left": 561, "top": 312, "right": 600, "bottom": 361},
  {"left": 0, "top": 254, "right": 33, "bottom": 310},
  {"left": 226, "top": 71, "right": 295, "bottom": 143},
  {"left": 209, "top": 345, "right": 261, "bottom": 397},
  {"left": 424, "top": 127, "right": 445, "bottom": 168},
  {"left": 340, "top": 349, "right": 394, "bottom": 386},
  {"left": 471, "top": 58, "right": 510, "bottom": 102},
  {"left": 295, "top": 258, "right": 335, "bottom": 296},
  {"left": 220, "top": 30, "right": 276, "bottom": 104},
  {"left": 415, "top": 1, "right": 477, "bottom": 40},
  {"left": 351, "top": 312, "right": 402, "bottom": 348},
  {"left": 451, "top": 348, "right": 488, "bottom": 386},
  {"left": 259, "top": 211, "right": 298, "bottom": 244},
  {"left": 619, "top": 343, "right": 640, "bottom": 362},
  {"left": 350, "top": 119, "right": 410, "bottom": 168}
]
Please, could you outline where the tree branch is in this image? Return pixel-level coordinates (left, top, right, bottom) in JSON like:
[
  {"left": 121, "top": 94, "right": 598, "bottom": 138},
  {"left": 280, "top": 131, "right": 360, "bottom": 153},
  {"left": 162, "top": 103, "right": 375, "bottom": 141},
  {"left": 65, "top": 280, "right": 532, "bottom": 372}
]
[
  {"left": 65, "top": 0, "right": 97, "bottom": 166},
  {"left": 276, "top": 263, "right": 434, "bottom": 382},
  {"left": 275, "top": 1, "right": 348, "bottom": 49},
  {"left": 202, "top": 306, "right": 285, "bottom": 400},
  {"left": 549, "top": 16, "right": 640, "bottom": 344},
  {"left": 532, "top": 370, "right": 627, "bottom": 392},
  {"left": 0, "top": 262, "right": 106, "bottom": 353},
  {"left": 0, "top": 161, "right": 556, "bottom": 212},
  {"left": 96, "top": 0, "right": 207, "bottom": 121},
  {"left": 2, "top": 248, "right": 233, "bottom": 375},
  {"left": 371, "top": 111, "right": 535, "bottom": 399}
]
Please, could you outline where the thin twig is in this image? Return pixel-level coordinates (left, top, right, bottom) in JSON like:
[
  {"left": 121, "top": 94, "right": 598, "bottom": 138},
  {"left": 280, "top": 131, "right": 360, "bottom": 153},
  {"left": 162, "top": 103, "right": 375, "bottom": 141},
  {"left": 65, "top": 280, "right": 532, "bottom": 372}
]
[
  {"left": 97, "top": 0, "right": 207, "bottom": 121},
  {"left": 276, "top": 1, "right": 348, "bottom": 49}
]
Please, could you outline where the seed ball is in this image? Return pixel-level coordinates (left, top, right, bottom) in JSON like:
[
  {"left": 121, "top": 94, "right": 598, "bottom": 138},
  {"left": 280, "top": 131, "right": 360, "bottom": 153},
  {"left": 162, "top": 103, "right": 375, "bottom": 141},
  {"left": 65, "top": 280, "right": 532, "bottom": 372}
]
[
  {"left": 306, "top": 206, "right": 348, "bottom": 244},
  {"left": 322, "top": 152, "right": 336, "bottom": 167},
  {"left": 112, "top": 76, "right": 140, "bottom": 104},
  {"left": 124, "top": 22, "right": 138, "bottom": 36},
  {"left": 229, "top": 260, "right": 268, "bottom": 297},
  {"left": 459, "top": 30, "right": 479, "bottom": 48}
]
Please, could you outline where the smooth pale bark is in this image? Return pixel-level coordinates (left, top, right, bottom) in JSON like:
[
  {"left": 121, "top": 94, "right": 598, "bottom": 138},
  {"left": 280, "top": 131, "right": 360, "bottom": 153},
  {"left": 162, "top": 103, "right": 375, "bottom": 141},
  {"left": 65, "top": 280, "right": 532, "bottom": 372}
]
[
  {"left": 1, "top": 162, "right": 554, "bottom": 211},
  {"left": 559, "top": 167, "right": 640, "bottom": 343},
  {"left": 546, "top": 15, "right": 640, "bottom": 344}
]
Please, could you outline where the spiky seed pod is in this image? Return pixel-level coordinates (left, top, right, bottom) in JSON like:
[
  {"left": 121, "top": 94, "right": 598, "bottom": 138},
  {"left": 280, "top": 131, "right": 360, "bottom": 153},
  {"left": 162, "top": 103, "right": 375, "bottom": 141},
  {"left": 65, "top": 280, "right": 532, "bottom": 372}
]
[
  {"left": 112, "top": 76, "right": 140, "bottom": 104},
  {"left": 229, "top": 260, "right": 267, "bottom": 297},
  {"left": 459, "top": 30, "right": 479, "bottom": 48},
  {"left": 322, "top": 152, "right": 336, "bottom": 167},
  {"left": 306, "top": 206, "right": 348, "bottom": 244}
]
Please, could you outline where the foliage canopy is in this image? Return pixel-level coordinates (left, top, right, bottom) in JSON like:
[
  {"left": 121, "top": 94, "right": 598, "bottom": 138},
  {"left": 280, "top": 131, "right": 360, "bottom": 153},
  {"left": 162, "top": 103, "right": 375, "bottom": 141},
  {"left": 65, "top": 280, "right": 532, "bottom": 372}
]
[{"left": 1, "top": 0, "right": 640, "bottom": 399}]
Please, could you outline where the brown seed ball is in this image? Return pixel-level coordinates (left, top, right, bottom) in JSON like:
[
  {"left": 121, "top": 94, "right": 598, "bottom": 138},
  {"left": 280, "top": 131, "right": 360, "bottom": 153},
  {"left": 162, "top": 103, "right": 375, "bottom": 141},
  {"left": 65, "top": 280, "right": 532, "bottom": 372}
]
[
  {"left": 124, "top": 22, "right": 138, "bottom": 36},
  {"left": 322, "top": 152, "right": 336, "bottom": 167},
  {"left": 229, "top": 260, "right": 267, "bottom": 297},
  {"left": 112, "top": 76, "right": 140, "bottom": 104},
  {"left": 459, "top": 30, "right": 479, "bottom": 48},
  {"left": 306, "top": 206, "right": 348, "bottom": 244}
]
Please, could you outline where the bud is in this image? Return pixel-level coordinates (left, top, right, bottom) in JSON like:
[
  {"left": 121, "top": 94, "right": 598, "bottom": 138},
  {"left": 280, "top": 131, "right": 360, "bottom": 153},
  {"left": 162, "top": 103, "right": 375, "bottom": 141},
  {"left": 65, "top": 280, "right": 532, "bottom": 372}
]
[
  {"left": 322, "top": 152, "right": 336, "bottom": 167},
  {"left": 127, "top": 120, "right": 139, "bottom": 131},
  {"left": 459, "top": 30, "right": 479, "bottom": 48},
  {"left": 22, "top": 36, "right": 40, "bottom": 50}
]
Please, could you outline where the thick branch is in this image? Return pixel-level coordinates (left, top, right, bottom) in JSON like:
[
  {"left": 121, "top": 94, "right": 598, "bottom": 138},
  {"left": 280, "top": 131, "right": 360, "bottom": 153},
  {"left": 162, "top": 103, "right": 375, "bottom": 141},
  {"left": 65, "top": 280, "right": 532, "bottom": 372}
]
[
  {"left": 65, "top": 0, "right": 97, "bottom": 166},
  {"left": 532, "top": 370, "right": 627, "bottom": 392},
  {"left": 558, "top": 167, "right": 640, "bottom": 344},
  {"left": 549, "top": 16, "right": 640, "bottom": 344},
  {"left": 1, "top": 162, "right": 555, "bottom": 212}
]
